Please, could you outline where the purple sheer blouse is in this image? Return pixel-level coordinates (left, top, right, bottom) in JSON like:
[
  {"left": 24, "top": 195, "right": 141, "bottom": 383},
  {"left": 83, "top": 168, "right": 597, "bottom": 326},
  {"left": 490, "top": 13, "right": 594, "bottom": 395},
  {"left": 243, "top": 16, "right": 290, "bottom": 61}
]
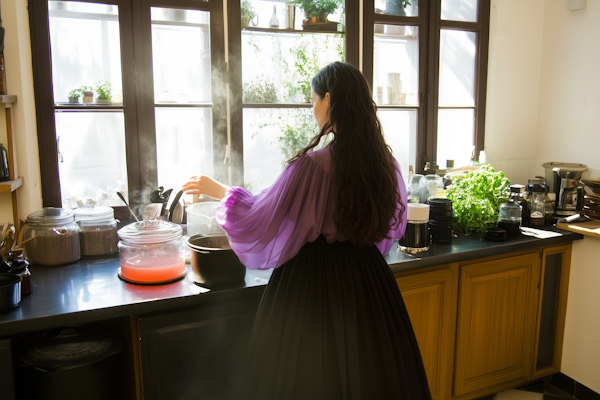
[{"left": 215, "top": 147, "right": 407, "bottom": 270}]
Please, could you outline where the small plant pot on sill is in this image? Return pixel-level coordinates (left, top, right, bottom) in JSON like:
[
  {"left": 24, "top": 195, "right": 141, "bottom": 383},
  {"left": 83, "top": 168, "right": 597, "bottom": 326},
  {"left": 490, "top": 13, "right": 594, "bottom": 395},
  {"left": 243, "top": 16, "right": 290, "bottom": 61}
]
[
  {"left": 68, "top": 97, "right": 80, "bottom": 103},
  {"left": 83, "top": 92, "right": 94, "bottom": 103},
  {"left": 96, "top": 98, "right": 112, "bottom": 104},
  {"left": 301, "top": 17, "right": 339, "bottom": 31}
]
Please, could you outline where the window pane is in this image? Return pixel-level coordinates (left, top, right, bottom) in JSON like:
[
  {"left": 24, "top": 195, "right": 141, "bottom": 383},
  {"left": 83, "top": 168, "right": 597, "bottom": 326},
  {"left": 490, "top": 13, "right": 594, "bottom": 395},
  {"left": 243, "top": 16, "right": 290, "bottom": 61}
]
[
  {"left": 375, "top": 0, "right": 419, "bottom": 17},
  {"left": 151, "top": 8, "right": 211, "bottom": 104},
  {"left": 243, "top": 0, "right": 344, "bottom": 31},
  {"left": 48, "top": 1, "right": 123, "bottom": 104},
  {"left": 438, "top": 30, "right": 476, "bottom": 107},
  {"left": 373, "top": 25, "right": 419, "bottom": 106},
  {"left": 244, "top": 108, "right": 323, "bottom": 193},
  {"left": 55, "top": 111, "right": 128, "bottom": 208},
  {"left": 436, "top": 108, "right": 474, "bottom": 168},
  {"left": 441, "top": 0, "right": 478, "bottom": 22},
  {"left": 242, "top": 32, "right": 344, "bottom": 104},
  {"left": 378, "top": 109, "right": 417, "bottom": 183},
  {"left": 155, "top": 107, "right": 213, "bottom": 194}
]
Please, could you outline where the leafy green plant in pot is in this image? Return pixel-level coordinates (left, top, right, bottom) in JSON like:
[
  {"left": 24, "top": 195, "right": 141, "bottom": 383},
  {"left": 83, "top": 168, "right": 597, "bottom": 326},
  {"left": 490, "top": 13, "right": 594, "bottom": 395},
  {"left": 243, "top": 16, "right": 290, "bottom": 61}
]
[
  {"left": 80, "top": 85, "right": 94, "bottom": 103},
  {"left": 241, "top": 0, "right": 257, "bottom": 27},
  {"left": 296, "top": 0, "right": 342, "bottom": 29},
  {"left": 95, "top": 81, "right": 112, "bottom": 104},
  {"left": 68, "top": 88, "right": 80, "bottom": 103}
]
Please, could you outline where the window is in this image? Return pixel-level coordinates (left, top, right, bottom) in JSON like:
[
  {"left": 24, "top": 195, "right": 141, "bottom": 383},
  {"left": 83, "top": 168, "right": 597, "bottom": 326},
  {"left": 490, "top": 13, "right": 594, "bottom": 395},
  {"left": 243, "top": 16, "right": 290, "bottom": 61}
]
[
  {"left": 364, "top": 0, "right": 490, "bottom": 174},
  {"left": 31, "top": 0, "right": 487, "bottom": 211}
]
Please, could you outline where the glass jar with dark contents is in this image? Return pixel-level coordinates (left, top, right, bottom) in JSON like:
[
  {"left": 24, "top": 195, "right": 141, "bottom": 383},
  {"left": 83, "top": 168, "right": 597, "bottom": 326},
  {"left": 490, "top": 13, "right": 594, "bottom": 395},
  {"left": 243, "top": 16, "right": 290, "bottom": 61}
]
[
  {"left": 74, "top": 205, "right": 119, "bottom": 256},
  {"left": 22, "top": 208, "right": 81, "bottom": 266}
]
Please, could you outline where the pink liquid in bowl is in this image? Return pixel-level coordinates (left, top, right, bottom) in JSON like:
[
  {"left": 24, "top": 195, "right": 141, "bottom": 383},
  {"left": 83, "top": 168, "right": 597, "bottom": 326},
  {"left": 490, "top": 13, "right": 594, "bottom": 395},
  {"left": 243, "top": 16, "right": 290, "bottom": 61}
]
[{"left": 121, "top": 255, "right": 186, "bottom": 283}]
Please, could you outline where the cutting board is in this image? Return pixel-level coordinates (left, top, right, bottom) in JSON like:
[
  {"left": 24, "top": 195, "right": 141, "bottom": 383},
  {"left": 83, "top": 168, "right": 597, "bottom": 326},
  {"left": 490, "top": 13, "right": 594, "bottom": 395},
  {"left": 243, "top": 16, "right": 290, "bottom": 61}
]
[{"left": 556, "top": 220, "right": 600, "bottom": 239}]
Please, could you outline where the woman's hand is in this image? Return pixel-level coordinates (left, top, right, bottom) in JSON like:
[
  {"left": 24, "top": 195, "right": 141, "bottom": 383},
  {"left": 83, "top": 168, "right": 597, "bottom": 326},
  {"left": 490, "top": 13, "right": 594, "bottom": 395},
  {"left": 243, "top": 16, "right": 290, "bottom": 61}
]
[{"left": 182, "top": 175, "right": 231, "bottom": 201}]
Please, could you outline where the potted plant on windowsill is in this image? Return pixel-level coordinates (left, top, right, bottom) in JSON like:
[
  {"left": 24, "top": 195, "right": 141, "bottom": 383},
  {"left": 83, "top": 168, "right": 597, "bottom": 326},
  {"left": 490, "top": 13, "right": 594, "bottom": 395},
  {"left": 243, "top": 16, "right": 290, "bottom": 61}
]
[
  {"left": 95, "top": 81, "right": 112, "bottom": 104},
  {"left": 68, "top": 89, "right": 80, "bottom": 103},
  {"left": 296, "top": 0, "right": 342, "bottom": 31},
  {"left": 241, "top": 0, "right": 257, "bottom": 27},
  {"left": 80, "top": 85, "right": 94, "bottom": 103}
]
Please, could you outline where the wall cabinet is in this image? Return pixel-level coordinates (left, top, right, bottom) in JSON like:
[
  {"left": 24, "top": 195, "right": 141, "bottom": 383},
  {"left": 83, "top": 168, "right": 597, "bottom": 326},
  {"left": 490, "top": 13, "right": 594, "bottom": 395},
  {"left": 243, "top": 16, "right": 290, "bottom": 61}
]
[{"left": 395, "top": 245, "right": 572, "bottom": 400}]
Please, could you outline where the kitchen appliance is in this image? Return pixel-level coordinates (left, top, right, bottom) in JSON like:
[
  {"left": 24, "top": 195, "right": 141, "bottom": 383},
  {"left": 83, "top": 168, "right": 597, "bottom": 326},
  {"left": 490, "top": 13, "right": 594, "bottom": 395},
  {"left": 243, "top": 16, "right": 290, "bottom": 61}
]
[
  {"left": 117, "top": 220, "right": 186, "bottom": 284},
  {"left": 555, "top": 178, "right": 585, "bottom": 219},
  {"left": 399, "top": 203, "right": 430, "bottom": 253},
  {"left": 542, "top": 162, "right": 587, "bottom": 200},
  {"left": 187, "top": 234, "right": 246, "bottom": 287}
]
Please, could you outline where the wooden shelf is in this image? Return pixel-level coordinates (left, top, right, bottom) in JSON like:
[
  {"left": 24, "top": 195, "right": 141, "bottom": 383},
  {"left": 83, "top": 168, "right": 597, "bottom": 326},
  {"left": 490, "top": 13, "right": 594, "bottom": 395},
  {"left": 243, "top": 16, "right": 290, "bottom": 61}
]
[
  {"left": 243, "top": 26, "right": 344, "bottom": 35},
  {"left": 0, "top": 177, "right": 23, "bottom": 193},
  {"left": 1, "top": 95, "right": 17, "bottom": 105},
  {"left": 556, "top": 220, "right": 600, "bottom": 239}
]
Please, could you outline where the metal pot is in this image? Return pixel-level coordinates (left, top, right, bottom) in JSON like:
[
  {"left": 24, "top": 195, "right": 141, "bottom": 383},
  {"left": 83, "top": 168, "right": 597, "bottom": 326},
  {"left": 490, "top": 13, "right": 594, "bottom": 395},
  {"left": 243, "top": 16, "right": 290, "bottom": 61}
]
[
  {"left": 186, "top": 234, "right": 246, "bottom": 287},
  {"left": 0, "top": 273, "right": 21, "bottom": 312}
]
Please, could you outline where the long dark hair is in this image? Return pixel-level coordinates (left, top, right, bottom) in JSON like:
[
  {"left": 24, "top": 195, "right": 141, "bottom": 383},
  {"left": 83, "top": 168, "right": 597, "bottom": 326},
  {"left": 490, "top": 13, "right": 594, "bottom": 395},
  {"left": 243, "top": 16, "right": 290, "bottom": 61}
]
[{"left": 288, "top": 62, "right": 403, "bottom": 246}]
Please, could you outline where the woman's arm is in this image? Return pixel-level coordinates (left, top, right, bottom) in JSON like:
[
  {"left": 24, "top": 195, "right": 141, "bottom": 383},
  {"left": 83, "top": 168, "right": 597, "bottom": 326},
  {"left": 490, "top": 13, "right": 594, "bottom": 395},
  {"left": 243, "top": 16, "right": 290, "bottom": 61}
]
[{"left": 182, "top": 175, "right": 231, "bottom": 200}]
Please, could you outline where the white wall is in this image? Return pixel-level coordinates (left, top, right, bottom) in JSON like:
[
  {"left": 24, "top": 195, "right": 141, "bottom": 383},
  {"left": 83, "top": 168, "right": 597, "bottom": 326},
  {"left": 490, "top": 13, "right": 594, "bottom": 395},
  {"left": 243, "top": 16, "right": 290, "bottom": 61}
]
[
  {"left": 535, "top": 1, "right": 600, "bottom": 393},
  {"left": 1, "top": 0, "right": 44, "bottom": 221},
  {"left": 486, "top": 0, "right": 600, "bottom": 393}
]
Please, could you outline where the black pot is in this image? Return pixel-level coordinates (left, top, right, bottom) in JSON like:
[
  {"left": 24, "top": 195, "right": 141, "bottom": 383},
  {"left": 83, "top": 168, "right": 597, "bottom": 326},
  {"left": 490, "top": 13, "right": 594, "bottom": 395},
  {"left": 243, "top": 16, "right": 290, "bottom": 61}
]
[
  {"left": 187, "top": 234, "right": 246, "bottom": 287},
  {"left": 428, "top": 198, "right": 453, "bottom": 209},
  {"left": 0, "top": 273, "right": 21, "bottom": 312},
  {"left": 429, "top": 208, "right": 453, "bottom": 218},
  {"left": 429, "top": 222, "right": 453, "bottom": 244}
]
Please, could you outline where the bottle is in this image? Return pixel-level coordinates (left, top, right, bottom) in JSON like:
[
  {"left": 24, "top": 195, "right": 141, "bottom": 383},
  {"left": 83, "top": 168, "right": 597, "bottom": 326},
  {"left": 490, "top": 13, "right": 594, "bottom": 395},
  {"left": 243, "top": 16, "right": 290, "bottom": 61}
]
[
  {"left": 479, "top": 150, "right": 488, "bottom": 165},
  {"left": 269, "top": 6, "right": 279, "bottom": 28},
  {"left": 0, "top": 143, "right": 9, "bottom": 181}
]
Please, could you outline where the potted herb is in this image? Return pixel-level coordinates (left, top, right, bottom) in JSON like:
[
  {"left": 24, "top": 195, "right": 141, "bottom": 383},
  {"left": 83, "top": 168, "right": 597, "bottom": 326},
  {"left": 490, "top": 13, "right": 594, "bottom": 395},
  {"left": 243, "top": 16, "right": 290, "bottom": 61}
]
[
  {"left": 80, "top": 85, "right": 94, "bottom": 103},
  {"left": 241, "top": 0, "right": 257, "bottom": 27},
  {"left": 68, "top": 89, "right": 80, "bottom": 103},
  {"left": 296, "top": 0, "right": 342, "bottom": 30},
  {"left": 95, "top": 81, "right": 112, "bottom": 104}
]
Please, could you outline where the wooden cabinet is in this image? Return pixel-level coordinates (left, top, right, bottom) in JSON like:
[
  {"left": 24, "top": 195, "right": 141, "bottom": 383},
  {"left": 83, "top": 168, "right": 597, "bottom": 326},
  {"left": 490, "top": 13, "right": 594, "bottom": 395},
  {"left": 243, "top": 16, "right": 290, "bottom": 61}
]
[
  {"left": 396, "top": 266, "right": 458, "bottom": 400},
  {"left": 453, "top": 253, "right": 540, "bottom": 397}
]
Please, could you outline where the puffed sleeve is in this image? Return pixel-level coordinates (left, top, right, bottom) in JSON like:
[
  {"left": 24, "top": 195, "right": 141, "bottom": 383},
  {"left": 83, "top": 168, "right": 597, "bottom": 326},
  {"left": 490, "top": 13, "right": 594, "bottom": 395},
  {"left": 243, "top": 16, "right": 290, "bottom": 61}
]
[
  {"left": 215, "top": 155, "right": 331, "bottom": 270},
  {"left": 375, "top": 161, "right": 408, "bottom": 256}
]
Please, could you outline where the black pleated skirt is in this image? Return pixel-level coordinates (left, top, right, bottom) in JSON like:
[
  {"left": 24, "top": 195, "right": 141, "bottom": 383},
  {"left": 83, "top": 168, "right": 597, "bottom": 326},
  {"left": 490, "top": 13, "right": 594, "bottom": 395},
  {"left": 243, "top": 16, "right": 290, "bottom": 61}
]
[{"left": 237, "top": 235, "right": 432, "bottom": 400}]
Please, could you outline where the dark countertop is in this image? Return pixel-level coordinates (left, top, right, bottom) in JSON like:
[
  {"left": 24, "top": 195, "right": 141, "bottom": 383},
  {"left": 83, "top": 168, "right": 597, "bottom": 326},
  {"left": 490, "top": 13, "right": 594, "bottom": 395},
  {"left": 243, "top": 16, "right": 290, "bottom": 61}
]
[{"left": 0, "top": 228, "right": 582, "bottom": 336}]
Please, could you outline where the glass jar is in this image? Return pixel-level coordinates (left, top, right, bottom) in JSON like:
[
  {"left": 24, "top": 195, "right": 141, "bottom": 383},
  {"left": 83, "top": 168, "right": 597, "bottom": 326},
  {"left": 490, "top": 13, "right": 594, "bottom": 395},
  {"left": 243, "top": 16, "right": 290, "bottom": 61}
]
[
  {"left": 117, "top": 221, "right": 185, "bottom": 284},
  {"left": 74, "top": 206, "right": 119, "bottom": 256},
  {"left": 529, "top": 187, "right": 547, "bottom": 226},
  {"left": 22, "top": 208, "right": 81, "bottom": 266},
  {"left": 498, "top": 200, "right": 522, "bottom": 237}
]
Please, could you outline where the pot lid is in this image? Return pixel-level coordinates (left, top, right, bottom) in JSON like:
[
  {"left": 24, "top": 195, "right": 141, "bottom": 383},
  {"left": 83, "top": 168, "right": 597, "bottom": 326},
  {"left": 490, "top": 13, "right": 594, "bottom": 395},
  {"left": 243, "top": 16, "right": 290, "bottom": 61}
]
[
  {"left": 74, "top": 206, "right": 115, "bottom": 223},
  {"left": 16, "top": 324, "right": 124, "bottom": 372},
  {"left": 26, "top": 208, "right": 75, "bottom": 226},
  {"left": 117, "top": 220, "right": 182, "bottom": 244}
]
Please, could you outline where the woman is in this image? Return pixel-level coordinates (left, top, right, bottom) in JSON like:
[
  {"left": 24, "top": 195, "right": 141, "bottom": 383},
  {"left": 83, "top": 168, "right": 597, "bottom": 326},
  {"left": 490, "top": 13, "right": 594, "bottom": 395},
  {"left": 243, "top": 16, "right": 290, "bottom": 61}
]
[{"left": 183, "top": 62, "right": 431, "bottom": 399}]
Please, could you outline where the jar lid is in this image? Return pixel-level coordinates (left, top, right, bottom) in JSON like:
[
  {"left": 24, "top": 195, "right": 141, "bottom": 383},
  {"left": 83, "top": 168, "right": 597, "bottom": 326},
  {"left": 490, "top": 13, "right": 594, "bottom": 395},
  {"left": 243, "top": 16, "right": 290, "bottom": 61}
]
[
  {"left": 26, "top": 207, "right": 75, "bottom": 226},
  {"left": 74, "top": 206, "right": 115, "bottom": 224},
  {"left": 117, "top": 220, "right": 182, "bottom": 244}
]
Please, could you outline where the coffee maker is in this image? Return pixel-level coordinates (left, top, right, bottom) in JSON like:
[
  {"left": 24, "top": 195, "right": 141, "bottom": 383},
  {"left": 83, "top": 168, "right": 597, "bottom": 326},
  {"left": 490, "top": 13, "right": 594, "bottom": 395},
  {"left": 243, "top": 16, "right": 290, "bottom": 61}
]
[{"left": 555, "top": 178, "right": 584, "bottom": 219}]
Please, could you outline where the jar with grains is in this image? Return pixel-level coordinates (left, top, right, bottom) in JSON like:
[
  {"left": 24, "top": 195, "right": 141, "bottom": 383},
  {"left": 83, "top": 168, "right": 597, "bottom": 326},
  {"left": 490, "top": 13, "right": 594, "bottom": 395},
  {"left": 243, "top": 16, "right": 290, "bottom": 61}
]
[
  {"left": 117, "top": 221, "right": 185, "bottom": 284},
  {"left": 22, "top": 208, "right": 80, "bottom": 266},
  {"left": 74, "top": 205, "right": 119, "bottom": 257}
]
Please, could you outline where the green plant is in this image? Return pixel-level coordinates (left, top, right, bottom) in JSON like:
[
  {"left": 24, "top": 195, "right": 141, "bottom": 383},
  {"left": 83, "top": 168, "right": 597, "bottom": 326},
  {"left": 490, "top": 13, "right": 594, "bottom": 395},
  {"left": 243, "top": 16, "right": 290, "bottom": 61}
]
[
  {"left": 241, "top": 0, "right": 255, "bottom": 21},
  {"left": 95, "top": 81, "right": 112, "bottom": 100},
  {"left": 243, "top": 77, "right": 278, "bottom": 103},
  {"left": 446, "top": 165, "right": 511, "bottom": 236},
  {"left": 79, "top": 85, "right": 93, "bottom": 94},
  {"left": 68, "top": 89, "right": 80, "bottom": 98},
  {"left": 295, "top": 0, "right": 343, "bottom": 18}
]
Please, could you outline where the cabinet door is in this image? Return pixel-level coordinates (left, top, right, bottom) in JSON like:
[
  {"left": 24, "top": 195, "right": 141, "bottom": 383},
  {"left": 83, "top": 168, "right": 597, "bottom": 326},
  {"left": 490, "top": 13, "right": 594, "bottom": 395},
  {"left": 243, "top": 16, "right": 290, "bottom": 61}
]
[
  {"left": 139, "top": 295, "right": 262, "bottom": 400},
  {"left": 397, "top": 268, "right": 457, "bottom": 400},
  {"left": 453, "top": 253, "right": 539, "bottom": 397}
]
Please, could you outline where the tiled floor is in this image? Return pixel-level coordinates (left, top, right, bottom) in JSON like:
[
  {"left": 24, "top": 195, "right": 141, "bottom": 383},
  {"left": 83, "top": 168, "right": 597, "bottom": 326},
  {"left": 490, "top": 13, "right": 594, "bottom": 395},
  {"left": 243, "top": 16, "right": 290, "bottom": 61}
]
[{"left": 475, "top": 381, "right": 577, "bottom": 400}]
